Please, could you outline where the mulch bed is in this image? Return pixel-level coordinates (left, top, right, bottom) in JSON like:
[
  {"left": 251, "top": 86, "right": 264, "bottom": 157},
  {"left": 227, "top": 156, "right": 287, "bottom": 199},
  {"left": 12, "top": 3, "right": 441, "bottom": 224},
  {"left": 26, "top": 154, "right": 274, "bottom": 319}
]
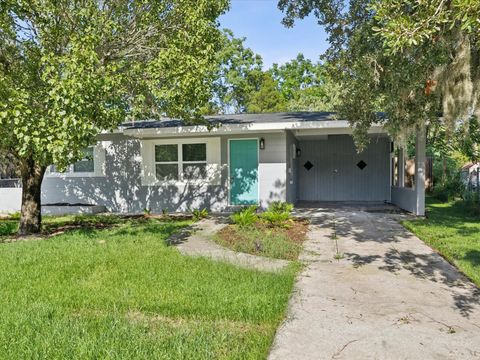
[{"left": 217, "top": 219, "right": 309, "bottom": 256}]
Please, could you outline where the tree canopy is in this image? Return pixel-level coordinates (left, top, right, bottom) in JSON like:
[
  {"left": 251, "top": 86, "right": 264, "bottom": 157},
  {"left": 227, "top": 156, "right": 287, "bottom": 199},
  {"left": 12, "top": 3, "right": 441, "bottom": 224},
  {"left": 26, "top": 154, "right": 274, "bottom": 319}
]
[
  {"left": 270, "top": 53, "right": 340, "bottom": 111},
  {"left": 278, "top": 0, "right": 480, "bottom": 152},
  {"left": 0, "top": 0, "right": 228, "bottom": 234},
  {"left": 211, "top": 33, "right": 338, "bottom": 114},
  {"left": 211, "top": 29, "right": 264, "bottom": 113}
]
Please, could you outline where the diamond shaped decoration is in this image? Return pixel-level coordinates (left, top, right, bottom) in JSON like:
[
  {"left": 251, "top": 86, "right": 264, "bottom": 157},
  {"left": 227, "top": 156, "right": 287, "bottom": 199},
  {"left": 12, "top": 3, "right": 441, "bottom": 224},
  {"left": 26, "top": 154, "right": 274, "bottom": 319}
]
[
  {"left": 357, "top": 160, "right": 367, "bottom": 170},
  {"left": 304, "top": 161, "right": 314, "bottom": 171}
]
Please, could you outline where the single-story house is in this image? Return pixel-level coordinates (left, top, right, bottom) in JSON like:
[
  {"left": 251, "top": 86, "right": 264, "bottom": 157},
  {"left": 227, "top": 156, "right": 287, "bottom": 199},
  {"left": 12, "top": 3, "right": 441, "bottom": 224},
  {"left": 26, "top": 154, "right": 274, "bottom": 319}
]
[{"left": 37, "top": 112, "right": 426, "bottom": 215}]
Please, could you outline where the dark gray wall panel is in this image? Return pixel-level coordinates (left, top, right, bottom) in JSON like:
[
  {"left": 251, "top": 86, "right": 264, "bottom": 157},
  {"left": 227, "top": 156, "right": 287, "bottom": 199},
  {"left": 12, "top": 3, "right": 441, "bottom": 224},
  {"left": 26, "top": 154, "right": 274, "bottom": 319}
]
[{"left": 298, "top": 135, "right": 390, "bottom": 202}]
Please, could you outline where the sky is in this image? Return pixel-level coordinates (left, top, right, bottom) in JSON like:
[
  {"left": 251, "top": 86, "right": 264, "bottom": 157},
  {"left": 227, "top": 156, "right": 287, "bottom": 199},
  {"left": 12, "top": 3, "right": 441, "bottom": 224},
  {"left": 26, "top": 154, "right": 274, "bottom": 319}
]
[{"left": 219, "top": 0, "right": 329, "bottom": 69}]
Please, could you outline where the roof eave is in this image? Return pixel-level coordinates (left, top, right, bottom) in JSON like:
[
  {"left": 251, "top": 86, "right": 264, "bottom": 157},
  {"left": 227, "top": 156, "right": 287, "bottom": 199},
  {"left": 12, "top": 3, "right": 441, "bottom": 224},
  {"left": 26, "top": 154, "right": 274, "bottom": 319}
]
[{"left": 123, "top": 120, "right": 387, "bottom": 138}]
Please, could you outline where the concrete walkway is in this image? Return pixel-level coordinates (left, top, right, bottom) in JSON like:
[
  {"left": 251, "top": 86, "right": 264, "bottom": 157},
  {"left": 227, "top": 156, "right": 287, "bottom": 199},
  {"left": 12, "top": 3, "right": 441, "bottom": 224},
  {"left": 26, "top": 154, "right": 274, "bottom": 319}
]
[
  {"left": 269, "top": 209, "right": 480, "bottom": 360},
  {"left": 172, "top": 218, "right": 290, "bottom": 272}
]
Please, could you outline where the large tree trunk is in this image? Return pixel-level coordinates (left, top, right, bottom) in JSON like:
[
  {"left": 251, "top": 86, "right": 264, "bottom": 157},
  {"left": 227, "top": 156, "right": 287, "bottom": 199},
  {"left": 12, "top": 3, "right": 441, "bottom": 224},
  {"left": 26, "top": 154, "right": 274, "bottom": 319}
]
[{"left": 18, "top": 158, "right": 46, "bottom": 235}]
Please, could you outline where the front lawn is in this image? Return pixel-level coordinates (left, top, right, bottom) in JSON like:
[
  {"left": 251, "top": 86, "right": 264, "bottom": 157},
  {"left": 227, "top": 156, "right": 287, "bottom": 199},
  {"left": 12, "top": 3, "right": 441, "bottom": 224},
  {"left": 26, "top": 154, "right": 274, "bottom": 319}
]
[
  {"left": 402, "top": 198, "right": 480, "bottom": 286},
  {"left": 0, "top": 216, "right": 297, "bottom": 359}
]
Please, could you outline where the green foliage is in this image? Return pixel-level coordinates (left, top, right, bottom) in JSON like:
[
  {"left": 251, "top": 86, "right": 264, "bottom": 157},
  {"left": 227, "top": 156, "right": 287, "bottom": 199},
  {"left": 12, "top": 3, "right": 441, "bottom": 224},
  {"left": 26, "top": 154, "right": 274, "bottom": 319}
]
[
  {"left": 260, "top": 202, "right": 294, "bottom": 227},
  {"left": 0, "top": 220, "right": 17, "bottom": 237},
  {"left": 0, "top": 0, "right": 229, "bottom": 232},
  {"left": 230, "top": 205, "right": 258, "bottom": 227},
  {"left": 212, "top": 32, "right": 338, "bottom": 114},
  {"left": 457, "top": 116, "right": 480, "bottom": 162},
  {"left": 246, "top": 73, "right": 287, "bottom": 113},
  {"left": 462, "top": 190, "right": 480, "bottom": 217},
  {"left": 212, "top": 29, "right": 264, "bottom": 113},
  {"left": 0, "top": 1, "right": 228, "bottom": 166},
  {"left": 278, "top": 0, "right": 480, "bottom": 151},
  {"left": 270, "top": 54, "right": 340, "bottom": 111},
  {"left": 0, "top": 216, "right": 297, "bottom": 358},
  {"left": 270, "top": 54, "right": 322, "bottom": 100},
  {"left": 432, "top": 173, "right": 465, "bottom": 202},
  {"left": 267, "top": 201, "right": 294, "bottom": 214},
  {"left": 7, "top": 211, "right": 20, "bottom": 220},
  {"left": 143, "top": 208, "right": 152, "bottom": 216},
  {"left": 192, "top": 208, "right": 209, "bottom": 221},
  {"left": 260, "top": 211, "right": 292, "bottom": 227}
]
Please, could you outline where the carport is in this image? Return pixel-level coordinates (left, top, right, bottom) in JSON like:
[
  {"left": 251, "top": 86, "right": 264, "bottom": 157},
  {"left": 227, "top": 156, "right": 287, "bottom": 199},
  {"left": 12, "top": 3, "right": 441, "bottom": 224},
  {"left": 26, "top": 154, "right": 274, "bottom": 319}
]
[{"left": 286, "top": 119, "right": 426, "bottom": 215}]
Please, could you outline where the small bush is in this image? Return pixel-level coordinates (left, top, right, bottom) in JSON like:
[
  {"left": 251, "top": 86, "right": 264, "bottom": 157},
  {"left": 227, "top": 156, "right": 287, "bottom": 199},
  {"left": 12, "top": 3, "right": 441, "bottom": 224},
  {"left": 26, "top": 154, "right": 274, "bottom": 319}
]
[
  {"left": 192, "top": 208, "right": 209, "bottom": 220},
  {"left": 432, "top": 173, "right": 464, "bottom": 202},
  {"left": 267, "top": 201, "right": 294, "bottom": 214},
  {"left": 260, "top": 202, "right": 294, "bottom": 227},
  {"left": 230, "top": 205, "right": 258, "bottom": 227},
  {"left": 462, "top": 190, "right": 480, "bottom": 216},
  {"left": 6, "top": 211, "right": 21, "bottom": 220},
  {"left": 260, "top": 211, "right": 292, "bottom": 227}
]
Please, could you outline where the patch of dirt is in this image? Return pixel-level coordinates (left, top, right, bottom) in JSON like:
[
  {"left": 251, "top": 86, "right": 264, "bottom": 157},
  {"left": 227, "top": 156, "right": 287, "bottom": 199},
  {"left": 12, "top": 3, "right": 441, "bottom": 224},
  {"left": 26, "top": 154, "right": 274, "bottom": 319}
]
[{"left": 216, "top": 219, "right": 309, "bottom": 259}]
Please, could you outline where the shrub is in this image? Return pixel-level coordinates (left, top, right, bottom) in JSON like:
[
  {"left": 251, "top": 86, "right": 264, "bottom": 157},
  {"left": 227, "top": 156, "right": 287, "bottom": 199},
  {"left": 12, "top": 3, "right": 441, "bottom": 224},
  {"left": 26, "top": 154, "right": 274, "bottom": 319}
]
[
  {"left": 260, "top": 202, "right": 294, "bottom": 227},
  {"left": 230, "top": 205, "right": 258, "bottom": 227},
  {"left": 260, "top": 211, "right": 292, "bottom": 227},
  {"left": 1, "top": 211, "right": 21, "bottom": 220},
  {"left": 267, "top": 201, "right": 294, "bottom": 214},
  {"left": 432, "top": 173, "right": 464, "bottom": 202},
  {"left": 462, "top": 189, "right": 480, "bottom": 216},
  {"left": 192, "top": 208, "right": 209, "bottom": 220}
]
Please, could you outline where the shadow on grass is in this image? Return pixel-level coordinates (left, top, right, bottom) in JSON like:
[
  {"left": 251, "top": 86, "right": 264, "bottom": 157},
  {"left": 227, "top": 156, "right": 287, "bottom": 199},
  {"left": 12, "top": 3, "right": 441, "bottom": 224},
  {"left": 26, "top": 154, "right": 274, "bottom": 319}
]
[{"left": 464, "top": 250, "right": 480, "bottom": 268}]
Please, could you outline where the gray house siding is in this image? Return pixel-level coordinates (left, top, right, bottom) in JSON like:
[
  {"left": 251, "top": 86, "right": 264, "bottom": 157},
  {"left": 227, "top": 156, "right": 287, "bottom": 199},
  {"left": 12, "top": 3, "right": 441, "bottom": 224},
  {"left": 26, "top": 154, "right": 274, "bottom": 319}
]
[
  {"left": 41, "top": 132, "right": 288, "bottom": 213},
  {"left": 285, "top": 130, "right": 299, "bottom": 204},
  {"left": 297, "top": 135, "right": 390, "bottom": 202}
]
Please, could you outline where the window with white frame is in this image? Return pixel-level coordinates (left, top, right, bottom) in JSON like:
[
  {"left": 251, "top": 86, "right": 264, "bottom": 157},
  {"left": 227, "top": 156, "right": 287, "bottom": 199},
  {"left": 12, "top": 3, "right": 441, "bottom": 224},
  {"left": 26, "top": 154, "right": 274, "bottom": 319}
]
[
  {"left": 73, "top": 147, "right": 95, "bottom": 173},
  {"left": 155, "top": 143, "right": 207, "bottom": 181},
  {"left": 49, "top": 146, "right": 96, "bottom": 175}
]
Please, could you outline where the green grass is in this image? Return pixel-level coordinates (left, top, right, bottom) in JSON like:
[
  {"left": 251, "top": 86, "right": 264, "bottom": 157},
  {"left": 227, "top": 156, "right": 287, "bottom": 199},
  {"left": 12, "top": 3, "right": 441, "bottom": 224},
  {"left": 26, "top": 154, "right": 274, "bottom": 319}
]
[
  {"left": 214, "top": 221, "right": 308, "bottom": 261},
  {"left": 403, "top": 198, "right": 480, "bottom": 286},
  {"left": 0, "top": 216, "right": 298, "bottom": 359}
]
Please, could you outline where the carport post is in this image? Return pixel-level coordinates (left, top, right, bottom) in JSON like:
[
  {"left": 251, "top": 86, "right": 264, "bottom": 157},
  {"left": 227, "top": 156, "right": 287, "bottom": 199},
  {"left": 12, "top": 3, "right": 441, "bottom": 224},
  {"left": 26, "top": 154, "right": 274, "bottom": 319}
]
[
  {"left": 398, "top": 147, "right": 405, "bottom": 187},
  {"left": 414, "top": 120, "right": 426, "bottom": 216}
]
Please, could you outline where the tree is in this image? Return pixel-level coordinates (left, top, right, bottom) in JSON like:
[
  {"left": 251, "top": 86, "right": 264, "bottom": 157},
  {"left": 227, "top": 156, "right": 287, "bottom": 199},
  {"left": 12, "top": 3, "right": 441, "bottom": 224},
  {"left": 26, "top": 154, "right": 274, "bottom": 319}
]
[
  {"left": 278, "top": 0, "right": 480, "bottom": 151},
  {"left": 0, "top": 0, "right": 228, "bottom": 234},
  {"left": 212, "top": 29, "right": 264, "bottom": 113},
  {"left": 246, "top": 72, "right": 286, "bottom": 113},
  {"left": 270, "top": 54, "right": 339, "bottom": 111}
]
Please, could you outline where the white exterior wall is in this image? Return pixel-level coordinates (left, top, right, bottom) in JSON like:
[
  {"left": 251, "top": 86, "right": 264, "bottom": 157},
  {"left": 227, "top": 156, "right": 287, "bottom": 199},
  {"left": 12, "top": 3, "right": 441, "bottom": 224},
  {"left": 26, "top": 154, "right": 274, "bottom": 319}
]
[
  {"left": 41, "top": 132, "right": 288, "bottom": 213},
  {"left": 285, "top": 130, "right": 299, "bottom": 204},
  {"left": 391, "top": 123, "right": 426, "bottom": 216},
  {"left": 0, "top": 188, "right": 22, "bottom": 213}
]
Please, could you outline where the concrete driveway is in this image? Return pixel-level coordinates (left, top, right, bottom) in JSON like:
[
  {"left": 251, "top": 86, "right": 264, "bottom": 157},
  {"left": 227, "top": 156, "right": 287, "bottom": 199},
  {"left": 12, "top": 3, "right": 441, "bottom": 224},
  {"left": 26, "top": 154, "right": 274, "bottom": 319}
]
[{"left": 269, "top": 208, "right": 480, "bottom": 360}]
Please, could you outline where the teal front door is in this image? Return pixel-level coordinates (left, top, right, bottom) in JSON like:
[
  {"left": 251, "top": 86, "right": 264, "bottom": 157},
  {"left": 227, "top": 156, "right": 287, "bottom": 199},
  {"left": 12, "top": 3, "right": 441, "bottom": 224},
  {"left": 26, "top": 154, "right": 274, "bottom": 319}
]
[{"left": 229, "top": 139, "right": 259, "bottom": 205}]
